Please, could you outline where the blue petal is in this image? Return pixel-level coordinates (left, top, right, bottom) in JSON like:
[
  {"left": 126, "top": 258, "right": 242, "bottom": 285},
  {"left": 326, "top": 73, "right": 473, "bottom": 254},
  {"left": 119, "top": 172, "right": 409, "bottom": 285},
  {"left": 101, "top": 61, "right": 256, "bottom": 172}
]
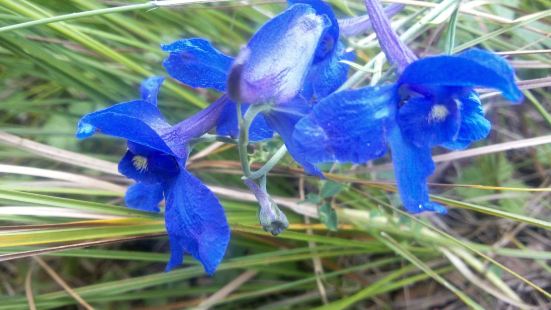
[
  {"left": 293, "top": 85, "right": 395, "bottom": 164},
  {"left": 399, "top": 50, "right": 522, "bottom": 102},
  {"left": 458, "top": 48, "right": 522, "bottom": 102},
  {"left": 264, "top": 100, "right": 323, "bottom": 177},
  {"left": 163, "top": 169, "right": 230, "bottom": 274},
  {"left": 250, "top": 114, "right": 274, "bottom": 142},
  {"left": 227, "top": 4, "right": 330, "bottom": 104},
  {"left": 442, "top": 91, "right": 491, "bottom": 150},
  {"left": 76, "top": 100, "right": 177, "bottom": 156},
  {"left": 387, "top": 126, "right": 447, "bottom": 214},
  {"left": 216, "top": 100, "right": 274, "bottom": 142},
  {"left": 216, "top": 100, "right": 239, "bottom": 138},
  {"left": 305, "top": 42, "right": 354, "bottom": 99},
  {"left": 118, "top": 149, "right": 180, "bottom": 183},
  {"left": 162, "top": 38, "right": 233, "bottom": 92},
  {"left": 77, "top": 81, "right": 226, "bottom": 158},
  {"left": 140, "top": 76, "right": 165, "bottom": 106},
  {"left": 288, "top": 0, "right": 339, "bottom": 62},
  {"left": 166, "top": 235, "right": 184, "bottom": 272},
  {"left": 125, "top": 183, "right": 163, "bottom": 213},
  {"left": 397, "top": 97, "right": 460, "bottom": 148}
]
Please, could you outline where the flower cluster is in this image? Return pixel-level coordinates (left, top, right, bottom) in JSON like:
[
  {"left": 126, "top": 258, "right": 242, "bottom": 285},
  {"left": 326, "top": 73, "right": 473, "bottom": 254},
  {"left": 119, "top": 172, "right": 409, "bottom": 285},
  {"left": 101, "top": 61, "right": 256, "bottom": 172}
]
[{"left": 76, "top": 0, "right": 522, "bottom": 274}]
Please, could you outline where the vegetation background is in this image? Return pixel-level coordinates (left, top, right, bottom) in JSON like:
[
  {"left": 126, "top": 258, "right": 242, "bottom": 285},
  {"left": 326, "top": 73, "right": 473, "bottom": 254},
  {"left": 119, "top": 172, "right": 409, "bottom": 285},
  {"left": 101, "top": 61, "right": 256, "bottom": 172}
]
[{"left": 0, "top": 0, "right": 550, "bottom": 309}]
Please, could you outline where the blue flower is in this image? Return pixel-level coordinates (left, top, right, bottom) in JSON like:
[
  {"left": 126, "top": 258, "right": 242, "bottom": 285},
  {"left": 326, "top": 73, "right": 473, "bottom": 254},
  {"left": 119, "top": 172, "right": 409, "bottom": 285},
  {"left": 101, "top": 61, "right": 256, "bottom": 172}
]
[
  {"left": 162, "top": 1, "right": 356, "bottom": 178},
  {"left": 76, "top": 77, "right": 230, "bottom": 275},
  {"left": 293, "top": 0, "right": 523, "bottom": 214}
]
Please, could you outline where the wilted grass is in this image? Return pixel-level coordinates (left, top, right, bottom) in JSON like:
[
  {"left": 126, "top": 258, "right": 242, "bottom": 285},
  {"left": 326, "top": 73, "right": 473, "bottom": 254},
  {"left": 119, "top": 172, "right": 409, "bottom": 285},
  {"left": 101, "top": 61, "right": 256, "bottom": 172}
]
[{"left": 0, "top": 0, "right": 550, "bottom": 309}]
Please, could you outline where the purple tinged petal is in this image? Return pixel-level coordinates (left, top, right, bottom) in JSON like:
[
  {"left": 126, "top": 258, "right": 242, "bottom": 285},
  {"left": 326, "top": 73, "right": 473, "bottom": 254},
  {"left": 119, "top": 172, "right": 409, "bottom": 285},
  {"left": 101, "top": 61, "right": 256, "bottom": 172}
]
[
  {"left": 293, "top": 85, "right": 396, "bottom": 164},
  {"left": 387, "top": 126, "right": 447, "bottom": 214},
  {"left": 397, "top": 97, "right": 461, "bottom": 148},
  {"left": 288, "top": 0, "right": 339, "bottom": 62},
  {"left": 165, "top": 95, "right": 229, "bottom": 143},
  {"left": 125, "top": 183, "right": 163, "bottom": 213},
  {"left": 164, "top": 169, "right": 230, "bottom": 274},
  {"left": 364, "top": 0, "right": 416, "bottom": 71},
  {"left": 338, "top": 4, "right": 404, "bottom": 37},
  {"left": 442, "top": 91, "right": 491, "bottom": 150},
  {"left": 140, "top": 76, "right": 165, "bottom": 106},
  {"left": 227, "top": 4, "right": 330, "bottom": 104},
  {"left": 162, "top": 38, "right": 233, "bottom": 92},
  {"left": 398, "top": 51, "right": 523, "bottom": 103}
]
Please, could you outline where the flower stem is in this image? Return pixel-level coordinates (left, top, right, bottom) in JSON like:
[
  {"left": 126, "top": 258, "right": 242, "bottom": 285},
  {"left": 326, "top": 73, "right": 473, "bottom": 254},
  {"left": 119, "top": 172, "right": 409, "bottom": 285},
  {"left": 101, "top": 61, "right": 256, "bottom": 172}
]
[
  {"left": 237, "top": 104, "right": 269, "bottom": 178},
  {"left": 249, "top": 145, "right": 287, "bottom": 180}
]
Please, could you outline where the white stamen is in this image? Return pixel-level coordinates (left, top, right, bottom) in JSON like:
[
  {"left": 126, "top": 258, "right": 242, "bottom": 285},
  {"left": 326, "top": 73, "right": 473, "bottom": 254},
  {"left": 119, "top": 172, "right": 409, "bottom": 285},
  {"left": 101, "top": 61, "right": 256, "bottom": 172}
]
[
  {"left": 132, "top": 155, "right": 148, "bottom": 171},
  {"left": 429, "top": 104, "right": 449, "bottom": 122}
]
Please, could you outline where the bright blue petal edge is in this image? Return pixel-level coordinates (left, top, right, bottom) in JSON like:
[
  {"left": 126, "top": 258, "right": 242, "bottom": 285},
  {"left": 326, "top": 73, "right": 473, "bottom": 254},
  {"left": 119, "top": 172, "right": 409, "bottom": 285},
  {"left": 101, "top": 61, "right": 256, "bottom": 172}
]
[
  {"left": 163, "top": 169, "right": 230, "bottom": 275},
  {"left": 387, "top": 126, "right": 447, "bottom": 214},
  {"left": 399, "top": 49, "right": 522, "bottom": 103},
  {"left": 162, "top": 38, "right": 233, "bottom": 92},
  {"left": 293, "top": 85, "right": 396, "bottom": 164},
  {"left": 442, "top": 91, "right": 491, "bottom": 150},
  {"left": 125, "top": 183, "right": 163, "bottom": 213}
]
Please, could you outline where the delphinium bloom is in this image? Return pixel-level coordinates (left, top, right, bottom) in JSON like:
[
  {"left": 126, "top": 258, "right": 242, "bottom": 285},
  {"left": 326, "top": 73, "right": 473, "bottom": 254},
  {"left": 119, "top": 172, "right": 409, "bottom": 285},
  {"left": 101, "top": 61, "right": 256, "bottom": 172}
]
[
  {"left": 293, "top": 0, "right": 523, "bottom": 214},
  {"left": 162, "top": 0, "right": 363, "bottom": 235},
  {"left": 76, "top": 77, "right": 230, "bottom": 274},
  {"left": 163, "top": 0, "right": 359, "bottom": 178}
]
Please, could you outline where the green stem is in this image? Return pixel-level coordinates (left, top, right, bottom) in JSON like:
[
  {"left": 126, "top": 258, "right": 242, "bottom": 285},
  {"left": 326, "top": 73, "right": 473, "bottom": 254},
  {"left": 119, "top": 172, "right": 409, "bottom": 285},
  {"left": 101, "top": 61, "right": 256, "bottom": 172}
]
[
  {"left": 237, "top": 104, "right": 270, "bottom": 177},
  {"left": 445, "top": 0, "right": 462, "bottom": 54},
  {"left": 237, "top": 104, "right": 251, "bottom": 177},
  {"left": 249, "top": 145, "right": 287, "bottom": 180},
  {"left": 524, "top": 90, "right": 551, "bottom": 127},
  {"left": 0, "top": 2, "right": 154, "bottom": 33}
]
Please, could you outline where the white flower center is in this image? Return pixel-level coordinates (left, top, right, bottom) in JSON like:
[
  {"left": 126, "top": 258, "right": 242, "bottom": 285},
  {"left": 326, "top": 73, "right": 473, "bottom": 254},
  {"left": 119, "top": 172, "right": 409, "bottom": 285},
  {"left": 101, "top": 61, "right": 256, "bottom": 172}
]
[
  {"left": 132, "top": 155, "right": 148, "bottom": 171},
  {"left": 429, "top": 104, "right": 449, "bottom": 122}
]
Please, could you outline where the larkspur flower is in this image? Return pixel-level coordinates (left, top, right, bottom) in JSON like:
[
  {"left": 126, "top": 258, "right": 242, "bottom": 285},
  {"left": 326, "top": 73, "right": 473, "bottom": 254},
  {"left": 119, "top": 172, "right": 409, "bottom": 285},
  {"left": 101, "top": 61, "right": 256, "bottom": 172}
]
[
  {"left": 162, "top": 0, "right": 360, "bottom": 177},
  {"left": 76, "top": 77, "right": 230, "bottom": 275},
  {"left": 292, "top": 0, "right": 523, "bottom": 214}
]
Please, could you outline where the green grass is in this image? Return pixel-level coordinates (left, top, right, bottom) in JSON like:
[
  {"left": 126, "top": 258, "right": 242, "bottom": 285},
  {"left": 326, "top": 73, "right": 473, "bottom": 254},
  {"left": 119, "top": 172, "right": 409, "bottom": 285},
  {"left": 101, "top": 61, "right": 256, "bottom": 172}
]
[{"left": 0, "top": 0, "right": 550, "bottom": 309}]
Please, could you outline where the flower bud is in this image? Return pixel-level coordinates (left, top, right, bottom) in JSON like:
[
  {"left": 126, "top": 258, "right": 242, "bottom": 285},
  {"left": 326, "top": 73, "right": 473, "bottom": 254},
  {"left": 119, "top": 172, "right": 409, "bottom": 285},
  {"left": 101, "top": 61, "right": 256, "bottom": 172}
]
[{"left": 244, "top": 179, "right": 289, "bottom": 236}]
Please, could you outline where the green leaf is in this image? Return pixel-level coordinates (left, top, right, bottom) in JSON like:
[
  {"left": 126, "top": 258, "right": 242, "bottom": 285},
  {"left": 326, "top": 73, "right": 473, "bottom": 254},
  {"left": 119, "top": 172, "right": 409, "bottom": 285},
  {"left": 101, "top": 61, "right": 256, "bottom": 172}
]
[
  {"left": 320, "top": 180, "right": 344, "bottom": 199},
  {"left": 319, "top": 203, "right": 338, "bottom": 231}
]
